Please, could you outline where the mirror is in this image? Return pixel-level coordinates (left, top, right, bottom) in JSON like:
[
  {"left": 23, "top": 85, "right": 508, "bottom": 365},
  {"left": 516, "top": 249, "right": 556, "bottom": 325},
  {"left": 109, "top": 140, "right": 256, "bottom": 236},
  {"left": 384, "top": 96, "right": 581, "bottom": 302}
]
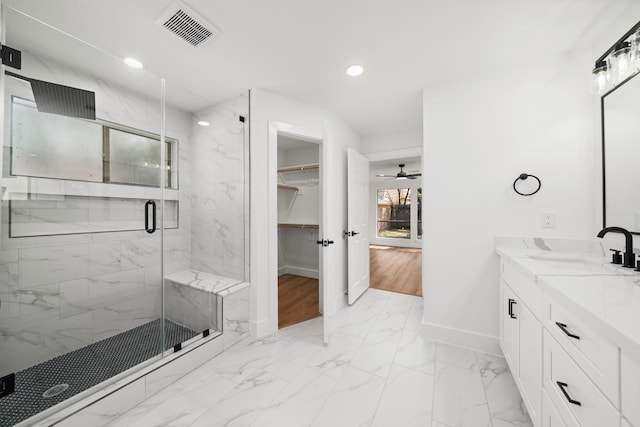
[{"left": 602, "top": 71, "right": 640, "bottom": 233}]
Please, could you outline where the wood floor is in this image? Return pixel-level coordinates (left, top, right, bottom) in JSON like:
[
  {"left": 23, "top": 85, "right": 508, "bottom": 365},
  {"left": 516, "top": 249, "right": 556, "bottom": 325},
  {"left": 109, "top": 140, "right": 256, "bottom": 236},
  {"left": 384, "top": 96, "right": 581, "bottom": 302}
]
[
  {"left": 370, "top": 245, "right": 422, "bottom": 296},
  {"left": 278, "top": 274, "right": 321, "bottom": 328}
]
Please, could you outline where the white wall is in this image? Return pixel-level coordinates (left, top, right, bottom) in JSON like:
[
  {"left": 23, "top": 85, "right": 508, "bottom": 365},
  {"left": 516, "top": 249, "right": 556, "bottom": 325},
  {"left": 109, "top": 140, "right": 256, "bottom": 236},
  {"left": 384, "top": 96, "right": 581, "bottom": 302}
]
[
  {"left": 250, "top": 89, "right": 361, "bottom": 337},
  {"left": 422, "top": 49, "right": 596, "bottom": 353},
  {"left": 360, "top": 128, "right": 422, "bottom": 154}
]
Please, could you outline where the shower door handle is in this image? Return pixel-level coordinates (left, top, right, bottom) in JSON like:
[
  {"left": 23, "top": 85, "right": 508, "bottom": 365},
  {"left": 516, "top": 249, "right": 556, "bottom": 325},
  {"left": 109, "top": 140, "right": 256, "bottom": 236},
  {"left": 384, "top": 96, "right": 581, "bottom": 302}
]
[{"left": 145, "top": 200, "right": 156, "bottom": 234}]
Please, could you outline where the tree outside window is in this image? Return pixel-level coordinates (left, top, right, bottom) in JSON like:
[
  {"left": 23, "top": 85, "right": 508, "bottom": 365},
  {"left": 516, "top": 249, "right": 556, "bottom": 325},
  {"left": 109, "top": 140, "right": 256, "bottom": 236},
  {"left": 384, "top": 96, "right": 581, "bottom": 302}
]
[{"left": 377, "top": 188, "right": 411, "bottom": 239}]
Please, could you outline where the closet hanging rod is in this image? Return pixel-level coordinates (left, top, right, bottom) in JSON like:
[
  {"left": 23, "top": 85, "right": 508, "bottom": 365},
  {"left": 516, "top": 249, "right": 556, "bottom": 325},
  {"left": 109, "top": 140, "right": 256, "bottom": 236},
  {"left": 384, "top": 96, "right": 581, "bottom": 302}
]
[
  {"left": 278, "top": 223, "right": 319, "bottom": 229},
  {"left": 277, "top": 184, "right": 299, "bottom": 191},
  {"left": 277, "top": 164, "right": 319, "bottom": 173}
]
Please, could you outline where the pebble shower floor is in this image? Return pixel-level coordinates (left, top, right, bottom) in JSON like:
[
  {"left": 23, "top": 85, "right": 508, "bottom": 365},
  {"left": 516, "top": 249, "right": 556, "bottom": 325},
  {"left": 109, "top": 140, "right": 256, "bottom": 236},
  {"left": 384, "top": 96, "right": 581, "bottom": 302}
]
[{"left": 0, "top": 319, "right": 198, "bottom": 426}]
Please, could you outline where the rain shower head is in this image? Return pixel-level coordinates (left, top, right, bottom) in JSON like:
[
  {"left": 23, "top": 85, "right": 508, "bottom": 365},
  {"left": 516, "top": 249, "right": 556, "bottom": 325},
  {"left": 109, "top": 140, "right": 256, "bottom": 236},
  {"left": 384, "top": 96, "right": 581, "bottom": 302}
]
[
  {"left": 5, "top": 71, "right": 96, "bottom": 120},
  {"left": 29, "top": 78, "right": 95, "bottom": 120}
]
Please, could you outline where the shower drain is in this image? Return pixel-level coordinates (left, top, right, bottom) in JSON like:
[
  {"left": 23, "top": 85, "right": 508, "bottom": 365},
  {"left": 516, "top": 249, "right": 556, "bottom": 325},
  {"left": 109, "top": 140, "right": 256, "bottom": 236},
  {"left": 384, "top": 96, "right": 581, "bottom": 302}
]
[{"left": 43, "top": 383, "right": 69, "bottom": 398}]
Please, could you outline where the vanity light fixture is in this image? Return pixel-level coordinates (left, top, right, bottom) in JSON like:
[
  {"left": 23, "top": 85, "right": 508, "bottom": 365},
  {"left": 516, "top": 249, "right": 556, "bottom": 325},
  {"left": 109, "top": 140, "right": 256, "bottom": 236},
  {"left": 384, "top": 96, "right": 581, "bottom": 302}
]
[
  {"left": 592, "top": 60, "right": 609, "bottom": 94},
  {"left": 611, "top": 41, "right": 631, "bottom": 79},
  {"left": 346, "top": 64, "right": 364, "bottom": 77},
  {"left": 123, "top": 57, "right": 144, "bottom": 70},
  {"left": 631, "top": 29, "right": 640, "bottom": 63},
  {"left": 592, "top": 20, "right": 640, "bottom": 95},
  {"left": 197, "top": 120, "right": 210, "bottom": 127}
]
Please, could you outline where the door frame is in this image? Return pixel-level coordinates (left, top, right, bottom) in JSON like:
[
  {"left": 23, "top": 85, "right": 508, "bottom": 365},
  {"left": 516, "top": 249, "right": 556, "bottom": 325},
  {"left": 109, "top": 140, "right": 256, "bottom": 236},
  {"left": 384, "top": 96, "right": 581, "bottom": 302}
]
[
  {"left": 366, "top": 147, "right": 423, "bottom": 298},
  {"left": 267, "top": 121, "right": 323, "bottom": 333}
]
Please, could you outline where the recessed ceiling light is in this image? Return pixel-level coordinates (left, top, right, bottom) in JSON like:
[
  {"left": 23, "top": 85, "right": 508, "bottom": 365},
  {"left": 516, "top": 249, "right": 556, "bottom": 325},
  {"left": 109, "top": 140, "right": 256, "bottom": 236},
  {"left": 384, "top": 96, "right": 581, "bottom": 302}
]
[
  {"left": 123, "top": 57, "right": 144, "bottom": 70},
  {"left": 197, "top": 121, "right": 210, "bottom": 127},
  {"left": 346, "top": 64, "right": 364, "bottom": 77}
]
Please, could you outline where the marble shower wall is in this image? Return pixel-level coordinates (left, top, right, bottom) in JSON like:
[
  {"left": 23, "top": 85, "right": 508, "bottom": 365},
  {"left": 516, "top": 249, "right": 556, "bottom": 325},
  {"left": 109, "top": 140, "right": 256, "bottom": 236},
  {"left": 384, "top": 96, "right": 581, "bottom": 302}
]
[
  {"left": 0, "top": 50, "right": 193, "bottom": 377},
  {"left": 189, "top": 93, "right": 249, "bottom": 281}
]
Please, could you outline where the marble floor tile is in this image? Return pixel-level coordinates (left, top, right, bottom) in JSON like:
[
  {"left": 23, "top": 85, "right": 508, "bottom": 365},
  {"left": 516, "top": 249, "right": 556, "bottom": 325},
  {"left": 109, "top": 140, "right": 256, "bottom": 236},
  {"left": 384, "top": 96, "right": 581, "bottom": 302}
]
[
  {"left": 404, "top": 305, "right": 425, "bottom": 332},
  {"left": 435, "top": 342, "right": 479, "bottom": 371},
  {"left": 432, "top": 362, "right": 492, "bottom": 427},
  {"left": 104, "top": 288, "right": 531, "bottom": 427},
  {"left": 477, "top": 352, "right": 533, "bottom": 426},
  {"left": 349, "top": 312, "right": 405, "bottom": 377},
  {"left": 332, "top": 305, "right": 379, "bottom": 338},
  {"left": 252, "top": 367, "right": 338, "bottom": 427},
  {"left": 351, "top": 288, "right": 392, "bottom": 314},
  {"left": 207, "top": 335, "right": 285, "bottom": 384},
  {"left": 189, "top": 369, "right": 288, "bottom": 427},
  {"left": 383, "top": 291, "right": 416, "bottom": 314},
  {"left": 310, "top": 366, "right": 386, "bottom": 427},
  {"left": 373, "top": 364, "right": 434, "bottom": 427},
  {"left": 117, "top": 372, "right": 236, "bottom": 427},
  {"left": 261, "top": 337, "right": 322, "bottom": 381},
  {"left": 305, "top": 331, "right": 364, "bottom": 379},
  {"left": 393, "top": 329, "right": 437, "bottom": 375}
]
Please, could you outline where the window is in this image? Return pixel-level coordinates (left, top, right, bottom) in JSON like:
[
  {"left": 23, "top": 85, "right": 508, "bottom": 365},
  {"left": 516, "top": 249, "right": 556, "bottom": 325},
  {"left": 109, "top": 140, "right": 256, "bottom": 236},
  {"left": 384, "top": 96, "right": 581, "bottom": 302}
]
[
  {"left": 377, "top": 188, "right": 412, "bottom": 239},
  {"left": 11, "top": 96, "right": 177, "bottom": 189}
]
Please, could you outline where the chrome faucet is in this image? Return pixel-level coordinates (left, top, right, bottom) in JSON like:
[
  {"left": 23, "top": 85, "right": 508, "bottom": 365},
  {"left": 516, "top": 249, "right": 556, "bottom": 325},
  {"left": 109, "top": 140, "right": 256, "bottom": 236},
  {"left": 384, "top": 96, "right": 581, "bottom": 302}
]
[{"left": 597, "top": 226, "right": 635, "bottom": 268}]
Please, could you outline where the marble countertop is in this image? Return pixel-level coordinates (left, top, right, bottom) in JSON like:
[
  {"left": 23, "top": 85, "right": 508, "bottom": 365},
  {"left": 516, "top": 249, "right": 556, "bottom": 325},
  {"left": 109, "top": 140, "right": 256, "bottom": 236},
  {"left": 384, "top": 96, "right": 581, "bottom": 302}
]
[{"left": 497, "top": 242, "right": 640, "bottom": 360}]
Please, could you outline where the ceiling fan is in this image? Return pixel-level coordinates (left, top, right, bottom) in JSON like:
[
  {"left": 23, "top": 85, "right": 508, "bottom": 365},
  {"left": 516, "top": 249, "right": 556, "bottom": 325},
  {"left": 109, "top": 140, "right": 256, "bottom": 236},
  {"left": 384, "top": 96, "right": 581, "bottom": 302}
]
[{"left": 376, "top": 164, "right": 421, "bottom": 180}]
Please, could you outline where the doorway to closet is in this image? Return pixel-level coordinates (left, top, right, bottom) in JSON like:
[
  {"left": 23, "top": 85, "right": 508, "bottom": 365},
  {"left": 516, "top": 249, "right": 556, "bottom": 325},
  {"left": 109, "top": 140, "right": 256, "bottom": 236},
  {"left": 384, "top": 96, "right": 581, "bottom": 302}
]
[
  {"left": 277, "top": 135, "right": 322, "bottom": 328},
  {"left": 369, "top": 156, "right": 423, "bottom": 297}
]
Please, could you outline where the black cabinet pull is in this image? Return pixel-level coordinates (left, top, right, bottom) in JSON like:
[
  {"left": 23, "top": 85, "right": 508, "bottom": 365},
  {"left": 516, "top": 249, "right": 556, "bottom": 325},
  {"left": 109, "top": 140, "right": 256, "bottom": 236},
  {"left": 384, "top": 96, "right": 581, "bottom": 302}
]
[
  {"left": 555, "top": 322, "right": 580, "bottom": 340},
  {"left": 508, "top": 298, "right": 517, "bottom": 319},
  {"left": 556, "top": 381, "right": 581, "bottom": 406},
  {"left": 145, "top": 200, "right": 156, "bottom": 234}
]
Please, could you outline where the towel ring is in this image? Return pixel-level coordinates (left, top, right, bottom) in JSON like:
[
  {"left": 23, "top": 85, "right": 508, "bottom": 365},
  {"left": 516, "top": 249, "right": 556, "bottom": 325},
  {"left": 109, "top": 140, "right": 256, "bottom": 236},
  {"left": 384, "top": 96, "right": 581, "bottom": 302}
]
[{"left": 513, "top": 173, "right": 541, "bottom": 196}]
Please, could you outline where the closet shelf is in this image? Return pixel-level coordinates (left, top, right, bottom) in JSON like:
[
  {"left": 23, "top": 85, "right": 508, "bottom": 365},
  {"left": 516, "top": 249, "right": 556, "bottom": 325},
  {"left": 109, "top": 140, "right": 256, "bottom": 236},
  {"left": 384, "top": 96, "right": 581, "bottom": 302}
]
[
  {"left": 277, "top": 184, "right": 299, "bottom": 191},
  {"left": 278, "top": 223, "right": 319, "bottom": 229},
  {"left": 277, "top": 164, "right": 319, "bottom": 173}
]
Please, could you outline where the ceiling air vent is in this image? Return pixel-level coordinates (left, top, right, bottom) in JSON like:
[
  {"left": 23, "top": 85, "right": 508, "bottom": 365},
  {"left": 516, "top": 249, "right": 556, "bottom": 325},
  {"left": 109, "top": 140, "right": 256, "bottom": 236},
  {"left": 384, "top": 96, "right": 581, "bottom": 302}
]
[{"left": 157, "top": 2, "right": 221, "bottom": 47}]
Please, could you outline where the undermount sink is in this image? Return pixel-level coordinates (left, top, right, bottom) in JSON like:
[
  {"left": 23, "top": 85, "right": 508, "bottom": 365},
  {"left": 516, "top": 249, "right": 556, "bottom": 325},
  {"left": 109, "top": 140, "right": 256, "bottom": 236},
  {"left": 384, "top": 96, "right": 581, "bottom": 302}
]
[{"left": 520, "top": 254, "right": 635, "bottom": 276}]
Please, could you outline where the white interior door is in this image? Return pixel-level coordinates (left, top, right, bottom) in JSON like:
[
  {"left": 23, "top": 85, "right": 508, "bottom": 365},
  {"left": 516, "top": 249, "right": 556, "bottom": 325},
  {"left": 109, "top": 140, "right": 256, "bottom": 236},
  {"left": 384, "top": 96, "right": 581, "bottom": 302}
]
[{"left": 347, "top": 148, "right": 370, "bottom": 304}]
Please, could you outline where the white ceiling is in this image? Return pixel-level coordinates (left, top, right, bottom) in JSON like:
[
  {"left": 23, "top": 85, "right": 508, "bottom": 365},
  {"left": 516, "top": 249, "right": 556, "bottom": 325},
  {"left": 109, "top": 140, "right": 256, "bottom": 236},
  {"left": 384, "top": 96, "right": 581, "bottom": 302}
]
[{"left": 3, "top": 0, "right": 634, "bottom": 137}]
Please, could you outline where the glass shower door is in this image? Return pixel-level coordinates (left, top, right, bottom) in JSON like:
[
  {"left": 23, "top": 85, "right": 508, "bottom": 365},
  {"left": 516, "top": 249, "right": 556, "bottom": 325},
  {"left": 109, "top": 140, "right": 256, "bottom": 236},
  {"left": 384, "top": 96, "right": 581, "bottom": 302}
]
[{"left": 0, "top": 6, "right": 167, "bottom": 426}]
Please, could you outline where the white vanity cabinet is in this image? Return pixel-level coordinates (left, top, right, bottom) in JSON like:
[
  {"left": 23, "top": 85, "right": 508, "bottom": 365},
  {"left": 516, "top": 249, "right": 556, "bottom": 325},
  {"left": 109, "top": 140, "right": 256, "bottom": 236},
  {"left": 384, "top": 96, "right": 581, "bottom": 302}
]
[
  {"left": 543, "top": 294, "right": 619, "bottom": 405},
  {"left": 543, "top": 329, "right": 619, "bottom": 427},
  {"left": 500, "top": 260, "right": 542, "bottom": 427},
  {"left": 542, "top": 390, "right": 572, "bottom": 427},
  {"left": 499, "top": 252, "right": 634, "bottom": 427}
]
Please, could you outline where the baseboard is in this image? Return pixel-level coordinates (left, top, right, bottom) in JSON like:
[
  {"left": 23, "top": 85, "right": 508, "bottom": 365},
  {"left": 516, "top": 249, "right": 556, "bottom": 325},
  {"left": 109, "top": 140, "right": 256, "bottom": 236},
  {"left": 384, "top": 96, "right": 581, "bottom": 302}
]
[
  {"left": 278, "top": 266, "right": 319, "bottom": 279},
  {"left": 422, "top": 322, "right": 501, "bottom": 356}
]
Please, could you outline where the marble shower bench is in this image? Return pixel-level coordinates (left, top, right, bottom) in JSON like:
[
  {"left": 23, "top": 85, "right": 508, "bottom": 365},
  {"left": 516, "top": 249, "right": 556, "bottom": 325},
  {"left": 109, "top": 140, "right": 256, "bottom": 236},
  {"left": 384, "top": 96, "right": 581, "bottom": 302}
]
[{"left": 165, "top": 270, "right": 250, "bottom": 349}]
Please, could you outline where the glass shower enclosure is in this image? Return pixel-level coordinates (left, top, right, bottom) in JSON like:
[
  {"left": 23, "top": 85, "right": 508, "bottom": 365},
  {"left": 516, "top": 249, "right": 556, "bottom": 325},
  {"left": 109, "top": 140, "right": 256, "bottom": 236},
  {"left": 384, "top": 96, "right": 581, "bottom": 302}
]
[{"left": 0, "top": 5, "right": 249, "bottom": 426}]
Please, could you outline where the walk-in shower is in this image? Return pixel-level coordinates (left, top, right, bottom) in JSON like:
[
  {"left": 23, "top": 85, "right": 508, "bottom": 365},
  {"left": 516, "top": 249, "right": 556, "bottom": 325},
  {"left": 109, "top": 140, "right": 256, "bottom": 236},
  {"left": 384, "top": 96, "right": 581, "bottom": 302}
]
[{"left": 0, "top": 6, "right": 249, "bottom": 426}]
